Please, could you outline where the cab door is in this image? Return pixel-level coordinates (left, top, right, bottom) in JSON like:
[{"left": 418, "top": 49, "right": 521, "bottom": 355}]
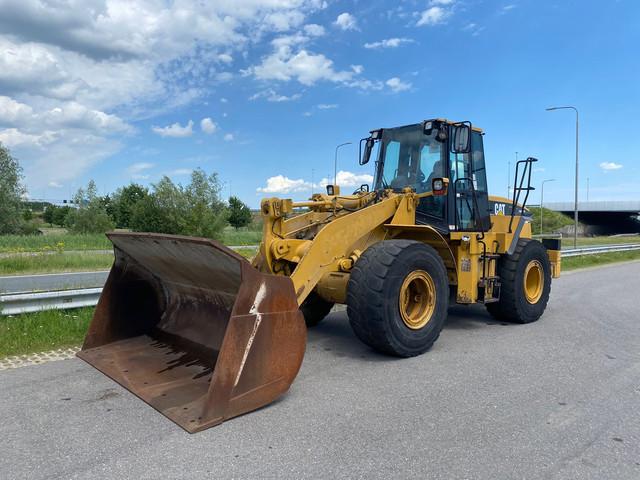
[{"left": 447, "top": 130, "right": 491, "bottom": 232}]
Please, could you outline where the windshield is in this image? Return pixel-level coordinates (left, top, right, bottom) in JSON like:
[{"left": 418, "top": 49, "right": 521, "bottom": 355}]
[{"left": 374, "top": 124, "right": 445, "bottom": 193}]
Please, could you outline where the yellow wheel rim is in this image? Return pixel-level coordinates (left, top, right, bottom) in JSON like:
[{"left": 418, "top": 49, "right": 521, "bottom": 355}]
[
  {"left": 523, "top": 260, "right": 544, "bottom": 304},
  {"left": 399, "top": 270, "right": 436, "bottom": 330}
]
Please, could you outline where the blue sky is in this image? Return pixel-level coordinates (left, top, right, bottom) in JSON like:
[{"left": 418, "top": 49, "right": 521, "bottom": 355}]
[{"left": 0, "top": 0, "right": 638, "bottom": 208}]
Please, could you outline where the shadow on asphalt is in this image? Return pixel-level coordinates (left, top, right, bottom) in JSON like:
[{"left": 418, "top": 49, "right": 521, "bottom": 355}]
[
  {"left": 304, "top": 304, "right": 513, "bottom": 360},
  {"left": 306, "top": 312, "right": 392, "bottom": 362},
  {"left": 444, "top": 304, "right": 512, "bottom": 329}
]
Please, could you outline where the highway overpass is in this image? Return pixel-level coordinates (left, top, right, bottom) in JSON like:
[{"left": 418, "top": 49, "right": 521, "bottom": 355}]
[{"left": 545, "top": 201, "right": 640, "bottom": 234}]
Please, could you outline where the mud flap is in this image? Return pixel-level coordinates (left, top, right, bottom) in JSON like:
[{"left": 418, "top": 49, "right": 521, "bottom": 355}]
[{"left": 77, "top": 232, "right": 306, "bottom": 433}]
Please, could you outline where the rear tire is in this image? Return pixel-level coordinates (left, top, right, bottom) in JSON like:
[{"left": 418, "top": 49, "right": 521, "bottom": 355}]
[
  {"left": 487, "top": 239, "right": 551, "bottom": 324},
  {"left": 300, "top": 291, "right": 334, "bottom": 327},
  {"left": 347, "top": 240, "right": 449, "bottom": 357}
]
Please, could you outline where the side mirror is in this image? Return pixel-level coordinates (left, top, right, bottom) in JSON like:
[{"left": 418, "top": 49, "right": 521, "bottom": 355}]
[
  {"left": 432, "top": 177, "right": 450, "bottom": 196},
  {"left": 359, "top": 138, "right": 374, "bottom": 165},
  {"left": 452, "top": 125, "right": 471, "bottom": 153}
]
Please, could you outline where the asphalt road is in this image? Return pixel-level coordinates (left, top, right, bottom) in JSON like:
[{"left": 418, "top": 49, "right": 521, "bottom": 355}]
[
  {"left": 1, "top": 261, "right": 639, "bottom": 479},
  {"left": 0, "top": 271, "right": 109, "bottom": 294}
]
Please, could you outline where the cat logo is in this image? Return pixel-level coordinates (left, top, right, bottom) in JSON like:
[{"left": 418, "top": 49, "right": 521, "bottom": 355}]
[{"left": 494, "top": 203, "right": 506, "bottom": 216}]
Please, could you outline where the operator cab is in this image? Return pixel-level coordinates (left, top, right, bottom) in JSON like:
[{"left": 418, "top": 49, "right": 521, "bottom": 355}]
[{"left": 360, "top": 120, "right": 491, "bottom": 234}]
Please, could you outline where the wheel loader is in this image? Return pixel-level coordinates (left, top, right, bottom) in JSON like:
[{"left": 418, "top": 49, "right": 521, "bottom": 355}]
[{"left": 78, "top": 119, "right": 561, "bottom": 432}]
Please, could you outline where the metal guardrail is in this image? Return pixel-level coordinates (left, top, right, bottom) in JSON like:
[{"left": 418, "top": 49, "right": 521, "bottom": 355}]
[
  {"left": 0, "top": 288, "right": 102, "bottom": 315},
  {"left": 561, "top": 243, "right": 640, "bottom": 257},
  {"left": 1, "top": 243, "right": 639, "bottom": 315}
]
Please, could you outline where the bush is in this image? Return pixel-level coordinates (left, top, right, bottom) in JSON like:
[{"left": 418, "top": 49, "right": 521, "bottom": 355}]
[
  {"left": 53, "top": 206, "right": 71, "bottom": 227},
  {"left": 19, "top": 221, "right": 42, "bottom": 235}
]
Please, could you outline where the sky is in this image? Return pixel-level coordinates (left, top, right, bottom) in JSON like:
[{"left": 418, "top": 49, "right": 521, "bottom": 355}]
[{"left": 0, "top": 0, "right": 638, "bottom": 208}]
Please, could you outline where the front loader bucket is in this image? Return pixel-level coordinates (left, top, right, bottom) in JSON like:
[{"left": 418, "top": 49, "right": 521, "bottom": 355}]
[{"left": 77, "top": 232, "right": 306, "bottom": 433}]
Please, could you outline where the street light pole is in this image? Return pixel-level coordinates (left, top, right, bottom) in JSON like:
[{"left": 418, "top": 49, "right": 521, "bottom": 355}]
[
  {"left": 586, "top": 177, "right": 590, "bottom": 201},
  {"left": 334, "top": 142, "right": 352, "bottom": 186},
  {"left": 540, "top": 179, "right": 556, "bottom": 234},
  {"left": 545, "top": 106, "right": 579, "bottom": 248}
]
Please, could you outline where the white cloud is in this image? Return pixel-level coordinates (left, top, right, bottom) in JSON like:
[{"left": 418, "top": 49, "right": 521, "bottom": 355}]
[
  {"left": 200, "top": 117, "right": 217, "bottom": 134},
  {"left": 250, "top": 45, "right": 357, "bottom": 86},
  {"left": 170, "top": 168, "right": 193, "bottom": 176},
  {"left": 264, "top": 10, "right": 306, "bottom": 32},
  {"left": 257, "top": 175, "right": 311, "bottom": 193},
  {"left": 152, "top": 120, "right": 194, "bottom": 138},
  {"left": 334, "top": 13, "right": 357, "bottom": 31},
  {"left": 600, "top": 162, "right": 623, "bottom": 171},
  {"left": 0, "top": 96, "right": 131, "bottom": 138},
  {"left": 386, "top": 77, "right": 412, "bottom": 92},
  {"left": 320, "top": 170, "right": 374, "bottom": 187},
  {"left": 364, "top": 38, "right": 414, "bottom": 49},
  {"left": 48, "top": 181, "right": 63, "bottom": 188},
  {"left": 0, "top": 128, "right": 57, "bottom": 147},
  {"left": 224, "top": 133, "right": 234, "bottom": 141},
  {"left": 417, "top": 6, "right": 451, "bottom": 26},
  {"left": 462, "top": 22, "right": 485, "bottom": 36},
  {"left": 303, "top": 24, "right": 326, "bottom": 36},
  {"left": 249, "top": 89, "right": 302, "bottom": 102},
  {"left": 217, "top": 53, "right": 233, "bottom": 64},
  {"left": 127, "top": 162, "right": 154, "bottom": 179},
  {"left": 220, "top": 97, "right": 228, "bottom": 103},
  {"left": 317, "top": 103, "right": 338, "bottom": 109}
]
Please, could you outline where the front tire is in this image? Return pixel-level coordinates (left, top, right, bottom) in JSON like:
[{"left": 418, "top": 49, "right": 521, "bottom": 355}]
[
  {"left": 347, "top": 240, "right": 449, "bottom": 357},
  {"left": 300, "top": 291, "right": 334, "bottom": 327},
  {"left": 487, "top": 239, "right": 552, "bottom": 324}
]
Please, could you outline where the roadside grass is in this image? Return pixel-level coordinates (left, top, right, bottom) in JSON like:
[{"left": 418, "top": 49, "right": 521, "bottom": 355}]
[
  {"left": 0, "top": 252, "right": 113, "bottom": 275},
  {"left": 235, "top": 247, "right": 258, "bottom": 260},
  {"left": 0, "top": 229, "right": 262, "bottom": 255},
  {"left": 561, "top": 235, "right": 640, "bottom": 248},
  {"left": 0, "top": 307, "right": 93, "bottom": 358},
  {"left": 221, "top": 227, "right": 262, "bottom": 246},
  {"left": 562, "top": 249, "right": 640, "bottom": 271},
  {"left": 0, "top": 233, "right": 111, "bottom": 253}
]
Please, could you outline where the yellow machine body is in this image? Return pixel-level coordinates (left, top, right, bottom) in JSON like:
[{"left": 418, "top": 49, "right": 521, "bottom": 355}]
[{"left": 256, "top": 190, "right": 560, "bottom": 309}]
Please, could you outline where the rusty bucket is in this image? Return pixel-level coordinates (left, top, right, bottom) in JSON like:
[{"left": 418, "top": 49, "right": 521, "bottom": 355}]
[{"left": 77, "top": 232, "right": 306, "bottom": 433}]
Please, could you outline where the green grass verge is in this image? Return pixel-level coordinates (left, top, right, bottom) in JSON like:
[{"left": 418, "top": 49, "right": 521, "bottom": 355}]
[
  {"left": 0, "top": 308, "right": 94, "bottom": 358},
  {"left": 0, "top": 233, "right": 111, "bottom": 253},
  {"left": 234, "top": 247, "right": 258, "bottom": 259},
  {"left": 0, "top": 252, "right": 114, "bottom": 275},
  {"left": 562, "top": 249, "right": 640, "bottom": 271},
  {"left": 561, "top": 235, "right": 640, "bottom": 248},
  {"left": 220, "top": 228, "right": 262, "bottom": 246}
]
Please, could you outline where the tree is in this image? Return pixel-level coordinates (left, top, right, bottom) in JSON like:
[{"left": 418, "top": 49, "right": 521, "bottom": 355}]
[
  {"left": 183, "top": 169, "right": 228, "bottom": 239},
  {"left": 110, "top": 183, "right": 148, "bottom": 228},
  {"left": 65, "top": 180, "right": 115, "bottom": 233},
  {"left": 0, "top": 143, "right": 26, "bottom": 234},
  {"left": 43, "top": 204, "right": 56, "bottom": 225},
  {"left": 228, "top": 196, "right": 252, "bottom": 229},
  {"left": 129, "top": 169, "right": 228, "bottom": 239}
]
